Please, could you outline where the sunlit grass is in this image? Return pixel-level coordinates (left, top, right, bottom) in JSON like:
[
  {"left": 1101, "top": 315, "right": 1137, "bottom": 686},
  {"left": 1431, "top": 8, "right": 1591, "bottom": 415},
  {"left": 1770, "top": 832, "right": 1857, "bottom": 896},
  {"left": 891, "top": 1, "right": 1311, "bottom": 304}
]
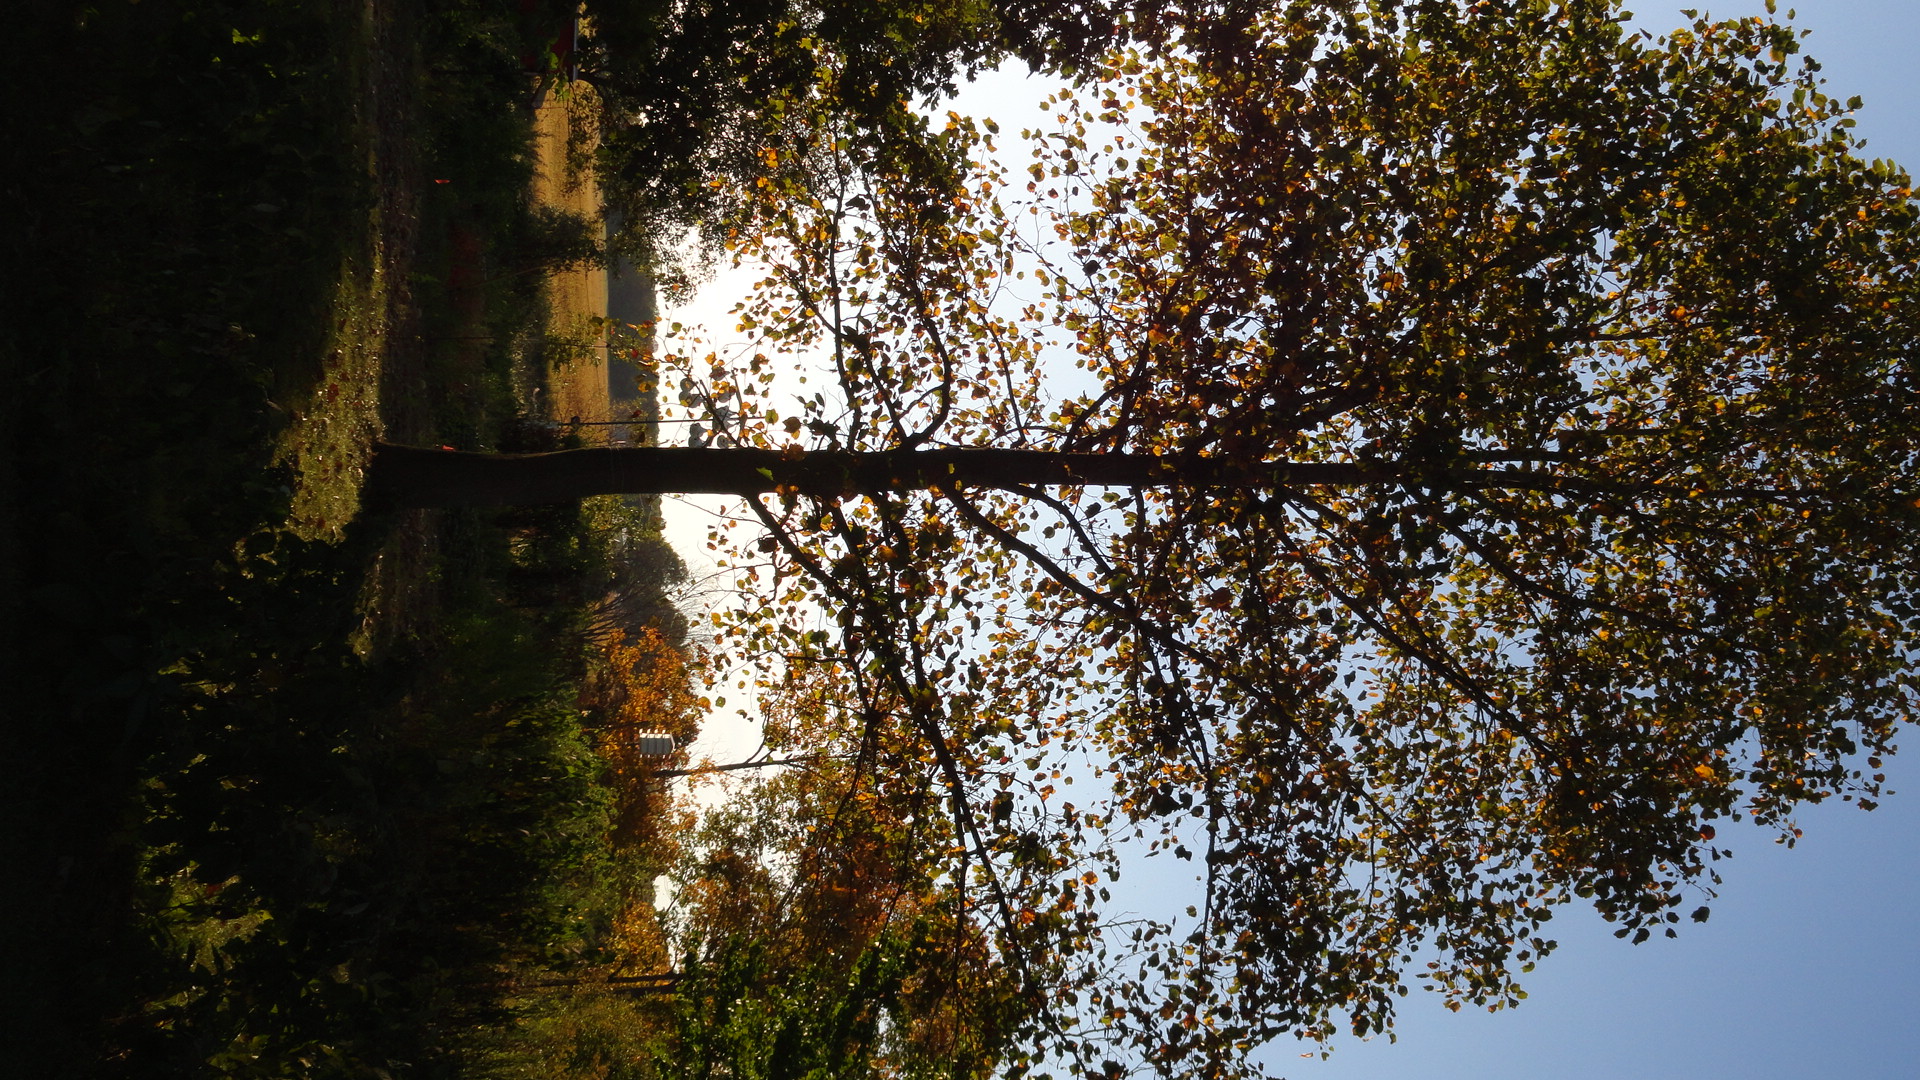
[{"left": 276, "top": 263, "right": 390, "bottom": 541}]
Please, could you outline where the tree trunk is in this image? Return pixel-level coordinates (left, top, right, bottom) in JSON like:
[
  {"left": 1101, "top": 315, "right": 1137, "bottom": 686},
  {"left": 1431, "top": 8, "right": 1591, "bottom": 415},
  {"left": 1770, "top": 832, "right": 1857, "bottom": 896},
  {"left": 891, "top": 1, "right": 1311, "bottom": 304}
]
[{"left": 367, "top": 442, "right": 1392, "bottom": 507}]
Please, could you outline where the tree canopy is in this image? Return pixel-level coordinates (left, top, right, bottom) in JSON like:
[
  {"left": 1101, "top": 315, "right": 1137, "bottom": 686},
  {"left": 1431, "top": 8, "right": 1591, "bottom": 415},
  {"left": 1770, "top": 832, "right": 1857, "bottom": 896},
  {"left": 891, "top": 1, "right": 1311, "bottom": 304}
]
[
  {"left": 381, "top": 1, "right": 1920, "bottom": 1076},
  {"left": 574, "top": 0, "right": 1241, "bottom": 277},
  {"left": 575, "top": 0, "right": 1108, "bottom": 276}
]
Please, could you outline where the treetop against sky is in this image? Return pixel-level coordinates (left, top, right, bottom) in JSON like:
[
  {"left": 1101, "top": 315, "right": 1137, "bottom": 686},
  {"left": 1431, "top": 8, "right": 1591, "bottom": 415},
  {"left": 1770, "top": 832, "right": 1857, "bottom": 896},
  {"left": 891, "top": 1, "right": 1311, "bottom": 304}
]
[{"left": 382, "top": 2, "right": 1920, "bottom": 1076}]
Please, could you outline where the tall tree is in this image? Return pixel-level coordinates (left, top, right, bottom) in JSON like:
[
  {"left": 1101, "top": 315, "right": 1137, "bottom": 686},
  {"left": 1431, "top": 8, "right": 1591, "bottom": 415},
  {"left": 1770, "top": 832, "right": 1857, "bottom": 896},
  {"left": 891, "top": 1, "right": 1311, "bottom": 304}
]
[{"left": 375, "top": 2, "right": 1920, "bottom": 1076}]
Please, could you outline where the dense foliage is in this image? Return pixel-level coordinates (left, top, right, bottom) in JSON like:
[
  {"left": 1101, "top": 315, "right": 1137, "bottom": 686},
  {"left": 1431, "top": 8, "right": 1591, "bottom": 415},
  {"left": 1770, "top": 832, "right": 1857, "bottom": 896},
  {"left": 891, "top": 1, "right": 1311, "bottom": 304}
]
[{"left": 575, "top": 0, "right": 1226, "bottom": 279}]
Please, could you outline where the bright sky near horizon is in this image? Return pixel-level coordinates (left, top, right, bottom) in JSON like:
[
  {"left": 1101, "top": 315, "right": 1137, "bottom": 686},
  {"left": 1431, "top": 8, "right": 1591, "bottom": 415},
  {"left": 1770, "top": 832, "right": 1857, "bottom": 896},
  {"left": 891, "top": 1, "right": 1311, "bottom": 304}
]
[{"left": 658, "top": 3, "right": 1920, "bottom": 1076}]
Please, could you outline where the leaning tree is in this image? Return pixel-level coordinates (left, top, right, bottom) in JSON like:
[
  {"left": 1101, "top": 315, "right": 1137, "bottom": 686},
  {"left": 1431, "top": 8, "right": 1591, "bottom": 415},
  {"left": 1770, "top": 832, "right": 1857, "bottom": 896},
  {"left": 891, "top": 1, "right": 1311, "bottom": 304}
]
[{"left": 377, "top": 2, "right": 1920, "bottom": 1076}]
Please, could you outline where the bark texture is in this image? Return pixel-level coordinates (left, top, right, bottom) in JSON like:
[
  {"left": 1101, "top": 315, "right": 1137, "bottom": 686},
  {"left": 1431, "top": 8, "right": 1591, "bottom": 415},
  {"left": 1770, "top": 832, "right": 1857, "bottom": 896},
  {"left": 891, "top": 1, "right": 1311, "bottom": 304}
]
[{"left": 368, "top": 442, "right": 1402, "bottom": 507}]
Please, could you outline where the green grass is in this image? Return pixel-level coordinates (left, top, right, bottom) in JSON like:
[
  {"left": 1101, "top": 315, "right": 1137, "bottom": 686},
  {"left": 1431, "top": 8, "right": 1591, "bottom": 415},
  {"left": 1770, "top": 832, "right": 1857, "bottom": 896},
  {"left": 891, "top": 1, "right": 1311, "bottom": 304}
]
[
  {"left": 1, "top": 1, "right": 682, "bottom": 1075},
  {"left": 277, "top": 255, "right": 394, "bottom": 542},
  {"left": 2, "top": 2, "right": 377, "bottom": 1068}
]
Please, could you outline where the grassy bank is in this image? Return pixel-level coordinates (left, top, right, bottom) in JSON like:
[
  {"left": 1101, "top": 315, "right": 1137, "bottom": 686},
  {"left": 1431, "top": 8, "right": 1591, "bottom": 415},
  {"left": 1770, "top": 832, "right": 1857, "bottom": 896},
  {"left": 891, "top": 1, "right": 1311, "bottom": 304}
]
[{"left": 1, "top": 2, "right": 694, "bottom": 1075}]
